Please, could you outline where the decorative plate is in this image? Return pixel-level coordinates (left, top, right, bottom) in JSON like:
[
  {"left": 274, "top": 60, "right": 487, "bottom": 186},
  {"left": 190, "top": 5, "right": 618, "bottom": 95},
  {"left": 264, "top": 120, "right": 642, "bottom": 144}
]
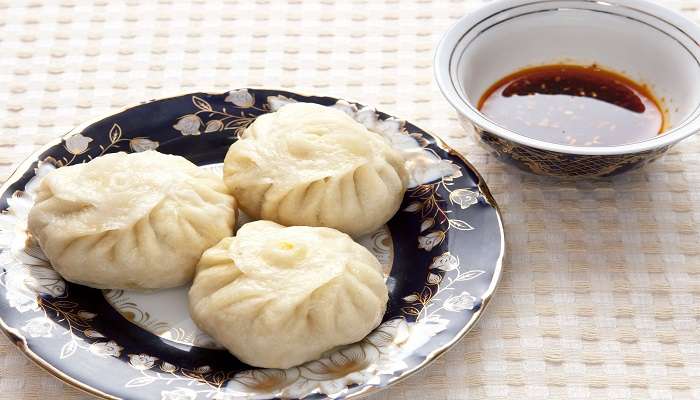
[{"left": 0, "top": 89, "right": 504, "bottom": 400}]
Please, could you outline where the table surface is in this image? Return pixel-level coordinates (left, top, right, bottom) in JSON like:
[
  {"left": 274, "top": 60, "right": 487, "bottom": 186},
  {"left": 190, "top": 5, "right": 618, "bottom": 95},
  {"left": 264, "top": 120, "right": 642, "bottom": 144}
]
[{"left": 2, "top": 0, "right": 700, "bottom": 399}]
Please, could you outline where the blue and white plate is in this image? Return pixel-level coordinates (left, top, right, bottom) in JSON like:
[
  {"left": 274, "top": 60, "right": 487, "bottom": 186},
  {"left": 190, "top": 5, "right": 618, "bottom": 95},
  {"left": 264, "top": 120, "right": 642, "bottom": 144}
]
[{"left": 0, "top": 89, "right": 504, "bottom": 400}]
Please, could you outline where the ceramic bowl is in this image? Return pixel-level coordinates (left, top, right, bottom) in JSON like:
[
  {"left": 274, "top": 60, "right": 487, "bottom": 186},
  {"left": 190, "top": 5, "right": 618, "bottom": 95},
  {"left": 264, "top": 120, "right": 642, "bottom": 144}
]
[{"left": 434, "top": 0, "right": 700, "bottom": 177}]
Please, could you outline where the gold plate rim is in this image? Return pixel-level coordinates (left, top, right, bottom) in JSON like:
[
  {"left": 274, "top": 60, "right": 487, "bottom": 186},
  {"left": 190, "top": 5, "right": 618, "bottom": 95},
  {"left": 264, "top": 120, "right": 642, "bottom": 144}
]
[{"left": 0, "top": 88, "right": 506, "bottom": 400}]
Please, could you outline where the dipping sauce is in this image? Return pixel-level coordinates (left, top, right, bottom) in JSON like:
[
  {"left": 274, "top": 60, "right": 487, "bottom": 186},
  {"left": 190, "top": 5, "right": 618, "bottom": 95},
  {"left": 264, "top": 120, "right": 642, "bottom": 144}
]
[{"left": 477, "top": 64, "right": 666, "bottom": 146}]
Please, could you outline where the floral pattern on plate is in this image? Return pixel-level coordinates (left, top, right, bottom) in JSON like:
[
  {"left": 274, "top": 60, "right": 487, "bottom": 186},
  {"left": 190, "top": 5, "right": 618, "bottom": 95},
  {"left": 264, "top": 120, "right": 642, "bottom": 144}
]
[{"left": 0, "top": 89, "right": 504, "bottom": 400}]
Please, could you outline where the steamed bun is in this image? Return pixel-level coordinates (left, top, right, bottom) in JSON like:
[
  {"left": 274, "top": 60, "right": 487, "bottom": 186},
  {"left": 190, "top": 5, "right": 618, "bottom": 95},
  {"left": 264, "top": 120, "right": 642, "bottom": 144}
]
[
  {"left": 27, "top": 151, "right": 237, "bottom": 290},
  {"left": 223, "top": 102, "right": 408, "bottom": 237},
  {"left": 188, "top": 220, "right": 388, "bottom": 369}
]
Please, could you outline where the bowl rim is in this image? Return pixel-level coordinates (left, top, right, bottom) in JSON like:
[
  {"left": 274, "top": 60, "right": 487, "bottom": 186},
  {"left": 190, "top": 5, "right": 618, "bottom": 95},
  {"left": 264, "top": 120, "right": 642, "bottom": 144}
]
[{"left": 434, "top": 0, "right": 700, "bottom": 156}]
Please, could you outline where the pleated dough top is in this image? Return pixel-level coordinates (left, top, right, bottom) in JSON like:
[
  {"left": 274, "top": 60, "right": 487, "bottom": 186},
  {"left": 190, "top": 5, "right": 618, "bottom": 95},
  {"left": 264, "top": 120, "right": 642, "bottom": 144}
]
[
  {"left": 189, "top": 220, "right": 389, "bottom": 369},
  {"left": 224, "top": 102, "right": 408, "bottom": 236},
  {"left": 28, "top": 151, "right": 237, "bottom": 290}
]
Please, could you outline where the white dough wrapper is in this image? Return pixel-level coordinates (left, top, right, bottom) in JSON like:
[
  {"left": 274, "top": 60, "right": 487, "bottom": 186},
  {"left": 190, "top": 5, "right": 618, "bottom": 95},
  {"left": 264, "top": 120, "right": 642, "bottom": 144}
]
[
  {"left": 223, "top": 102, "right": 408, "bottom": 237},
  {"left": 188, "top": 220, "right": 389, "bottom": 369},
  {"left": 27, "top": 151, "right": 237, "bottom": 290}
]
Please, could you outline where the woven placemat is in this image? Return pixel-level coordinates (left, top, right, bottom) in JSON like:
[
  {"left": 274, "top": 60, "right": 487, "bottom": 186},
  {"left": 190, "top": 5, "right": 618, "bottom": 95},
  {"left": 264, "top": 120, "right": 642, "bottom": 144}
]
[{"left": 1, "top": 0, "right": 699, "bottom": 399}]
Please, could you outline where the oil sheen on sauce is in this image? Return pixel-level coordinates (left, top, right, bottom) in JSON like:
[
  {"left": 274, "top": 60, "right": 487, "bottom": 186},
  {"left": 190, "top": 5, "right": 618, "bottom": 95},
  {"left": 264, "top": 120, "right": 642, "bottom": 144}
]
[{"left": 477, "top": 64, "right": 666, "bottom": 146}]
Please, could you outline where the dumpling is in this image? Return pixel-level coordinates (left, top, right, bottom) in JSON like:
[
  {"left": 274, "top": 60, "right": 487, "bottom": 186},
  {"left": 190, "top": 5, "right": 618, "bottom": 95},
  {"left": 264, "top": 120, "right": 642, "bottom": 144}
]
[
  {"left": 188, "top": 220, "right": 388, "bottom": 369},
  {"left": 223, "top": 102, "right": 408, "bottom": 237},
  {"left": 27, "top": 151, "right": 237, "bottom": 290}
]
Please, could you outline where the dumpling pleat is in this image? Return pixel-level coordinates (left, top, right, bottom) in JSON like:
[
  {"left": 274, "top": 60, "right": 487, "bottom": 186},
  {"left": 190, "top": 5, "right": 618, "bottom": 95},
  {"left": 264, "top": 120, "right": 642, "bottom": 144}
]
[
  {"left": 244, "top": 182, "right": 273, "bottom": 217},
  {"left": 319, "top": 177, "right": 343, "bottom": 229},
  {"left": 222, "top": 103, "right": 408, "bottom": 237},
  {"left": 27, "top": 151, "right": 237, "bottom": 290},
  {"left": 187, "top": 221, "right": 388, "bottom": 369}
]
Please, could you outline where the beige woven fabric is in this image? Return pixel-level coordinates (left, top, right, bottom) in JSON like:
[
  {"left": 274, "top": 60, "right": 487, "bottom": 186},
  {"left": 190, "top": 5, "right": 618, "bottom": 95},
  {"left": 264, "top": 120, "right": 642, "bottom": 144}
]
[{"left": 1, "top": 0, "right": 700, "bottom": 399}]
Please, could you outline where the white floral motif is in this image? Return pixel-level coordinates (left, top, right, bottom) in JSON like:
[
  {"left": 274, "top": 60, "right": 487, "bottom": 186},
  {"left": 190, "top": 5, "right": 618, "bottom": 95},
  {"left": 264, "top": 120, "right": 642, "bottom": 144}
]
[
  {"left": 418, "top": 231, "right": 445, "bottom": 251},
  {"left": 266, "top": 95, "right": 296, "bottom": 111},
  {"left": 365, "top": 319, "right": 411, "bottom": 375},
  {"left": 402, "top": 294, "right": 419, "bottom": 302},
  {"left": 77, "top": 311, "right": 96, "bottom": 320},
  {"left": 429, "top": 252, "right": 459, "bottom": 271},
  {"left": 129, "top": 138, "right": 159, "bottom": 152},
  {"left": 0, "top": 161, "right": 65, "bottom": 312},
  {"left": 173, "top": 115, "right": 201, "bottom": 136},
  {"left": 4, "top": 263, "right": 64, "bottom": 312},
  {"left": 225, "top": 368, "right": 300, "bottom": 399},
  {"left": 129, "top": 353, "right": 158, "bottom": 370},
  {"left": 442, "top": 160, "right": 463, "bottom": 182},
  {"left": 161, "top": 387, "right": 197, "bottom": 400},
  {"left": 224, "top": 89, "right": 254, "bottom": 108},
  {"left": 160, "top": 362, "right": 177, "bottom": 373},
  {"left": 408, "top": 153, "right": 464, "bottom": 188},
  {"left": 443, "top": 291, "right": 477, "bottom": 312},
  {"left": 64, "top": 133, "right": 92, "bottom": 155},
  {"left": 305, "top": 345, "right": 377, "bottom": 380},
  {"left": 397, "top": 315, "right": 450, "bottom": 356},
  {"left": 21, "top": 317, "right": 53, "bottom": 338},
  {"left": 449, "top": 188, "right": 479, "bottom": 209},
  {"left": 365, "top": 318, "right": 410, "bottom": 348},
  {"left": 284, "top": 345, "right": 379, "bottom": 398},
  {"left": 427, "top": 272, "right": 442, "bottom": 284},
  {"left": 89, "top": 341, "right": 123, "bottom": 358}
]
